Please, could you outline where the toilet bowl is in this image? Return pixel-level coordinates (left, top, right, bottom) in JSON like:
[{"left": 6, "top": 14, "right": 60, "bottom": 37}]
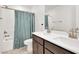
[{"left": 24, "top": 39, "right": 32, "bottom": 52}]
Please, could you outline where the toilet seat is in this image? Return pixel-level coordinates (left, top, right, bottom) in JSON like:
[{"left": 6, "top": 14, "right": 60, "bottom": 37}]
[{"left": 24, "top": 39, "right": 32, "bottom": 45}]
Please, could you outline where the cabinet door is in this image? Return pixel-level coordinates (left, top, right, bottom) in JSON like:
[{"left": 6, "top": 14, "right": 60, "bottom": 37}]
[
  {"left": 33, "top": 40, "right": 38, "bottom": 54},
  {"left": 38, "top": 44, "right": 43, "bottom": 54}
]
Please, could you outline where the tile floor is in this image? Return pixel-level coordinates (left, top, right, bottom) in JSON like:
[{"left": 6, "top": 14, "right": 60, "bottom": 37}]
[{"left": 2, "top": 46, "right": 32, "bottom": 54}]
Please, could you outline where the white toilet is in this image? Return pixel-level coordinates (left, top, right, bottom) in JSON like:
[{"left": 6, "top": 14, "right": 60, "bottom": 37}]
[{"left": 24, "top": 39, "right": 32, "bottom": 52}]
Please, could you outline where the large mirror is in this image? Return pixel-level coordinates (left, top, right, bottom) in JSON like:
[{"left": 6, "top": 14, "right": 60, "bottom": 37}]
[{"left": 45, "top": 5, "right": 77, "bottom": 32}]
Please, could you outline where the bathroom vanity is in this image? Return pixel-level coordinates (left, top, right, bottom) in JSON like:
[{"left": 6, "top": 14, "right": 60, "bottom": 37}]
[{"left": 32, "top": 31, "right": 79, "bottom": 54}]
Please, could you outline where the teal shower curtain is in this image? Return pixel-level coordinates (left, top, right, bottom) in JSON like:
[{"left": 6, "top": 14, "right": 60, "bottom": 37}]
[{"left": 14, "top": 10, "right": 35, "bottom": 49}]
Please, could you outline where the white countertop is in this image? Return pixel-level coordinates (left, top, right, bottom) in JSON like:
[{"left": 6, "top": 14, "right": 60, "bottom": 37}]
[{"left": 33, "top": 30, "right": 79, "bottom": 54}]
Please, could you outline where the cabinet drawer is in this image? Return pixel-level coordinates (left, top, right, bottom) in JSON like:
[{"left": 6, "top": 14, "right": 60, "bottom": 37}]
[
  {"left": 45, "top": 41, "right": 73, "bottom": 54},
  {"left": 33, "top": 35, "right": 43, "bottom": 45},
  {"left": 45, "top": 49, "right": 53, "bottom": 54}
]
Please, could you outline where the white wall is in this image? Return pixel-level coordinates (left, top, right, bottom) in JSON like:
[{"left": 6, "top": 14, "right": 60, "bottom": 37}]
[
  {"left": 76, "top": 6, "right": 79, "bottom": 28},
  {"left": 46, "top": 6, "right": 76, "bottom": 32},
  {"left": 32, "top": 5, "right": 45, "bottom": 31},
  {"left": 0, "top": 8, "right": 15, "bottom": 52},
  {"left": 0, "top": 7, "right": 4, "bottom": 53},
  {"left": 75, "top": 6, "right": 79, "bottom": 37},
  {"left": 2, "top": 8, "right": 15, "bottom": 52}
]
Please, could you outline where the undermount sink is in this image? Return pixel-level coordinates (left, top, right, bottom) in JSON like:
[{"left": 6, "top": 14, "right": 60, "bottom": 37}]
[
  {"left": 54, "top": 36, "right": 78, "bottom": 40},
  {"left": 52, "top": 36, "right": 69, "bottom": 40}
]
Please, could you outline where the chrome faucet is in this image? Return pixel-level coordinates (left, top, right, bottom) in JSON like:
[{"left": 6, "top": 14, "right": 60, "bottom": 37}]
[
  {"left": 46, "top": 25, "right": 51, "bottom": 33},
  {"left": 47, "top": 27, "right": 51, "bottom": 33},
  {"left": 69, "top": 28, "right": 79, "bottom": 39}
]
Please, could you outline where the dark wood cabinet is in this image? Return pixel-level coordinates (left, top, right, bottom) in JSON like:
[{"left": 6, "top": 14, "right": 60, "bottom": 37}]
[
  {"left": 33, "top": 34, "right": 75, "bottom": 54},
  {"left": 33, "top": 39, "right": 38, "bottom": 54},
  {"left": 45, "top": 40, "right": 74, "bottom": 54},
  {"left": 33, "top": 35, "right": 43, "bottom": 54},
  {"left": 45, "top": 49, "right": 53, "bottom": 54},
  {"left": 38, "top": 44, "right": 43, "bottom": 54}
]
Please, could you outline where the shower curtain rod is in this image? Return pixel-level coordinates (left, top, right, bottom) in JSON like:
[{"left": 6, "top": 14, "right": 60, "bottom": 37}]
[{"left": 0, "top": 6, "right": 34, "bottom": 14}]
